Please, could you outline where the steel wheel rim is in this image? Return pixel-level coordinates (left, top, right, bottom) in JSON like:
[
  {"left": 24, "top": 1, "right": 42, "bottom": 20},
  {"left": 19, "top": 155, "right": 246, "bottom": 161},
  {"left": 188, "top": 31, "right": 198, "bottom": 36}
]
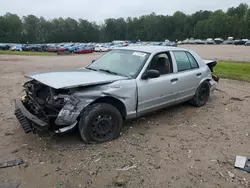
[
  {"left": 89, "top": 114, "right": 116, "bottom": 141},
  {"left": 198, "top": 86, "right": 209, "bottom": 103}
]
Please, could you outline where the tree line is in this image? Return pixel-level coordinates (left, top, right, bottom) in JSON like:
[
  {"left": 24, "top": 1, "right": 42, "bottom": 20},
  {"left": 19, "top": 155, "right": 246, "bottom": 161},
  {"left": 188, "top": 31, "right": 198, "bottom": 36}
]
[{"left": 0, "top": 3, "right": 249, "bottom": 43}]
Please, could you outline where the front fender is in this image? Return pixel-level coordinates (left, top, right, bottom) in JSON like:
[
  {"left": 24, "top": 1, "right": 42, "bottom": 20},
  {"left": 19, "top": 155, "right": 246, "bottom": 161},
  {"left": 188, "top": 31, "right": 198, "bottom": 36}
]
[{"left": 55, "top": 79, "right": 137, "bottom": 125}]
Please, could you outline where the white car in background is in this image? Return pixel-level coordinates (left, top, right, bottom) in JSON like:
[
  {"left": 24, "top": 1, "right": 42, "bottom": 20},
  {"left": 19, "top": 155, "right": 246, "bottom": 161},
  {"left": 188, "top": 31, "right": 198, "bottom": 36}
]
[
  {"left": 94, "top": 45, "right": 109, "bottom": 52},
  {"left": 206, "top": 38, "right": 215, "bottom": 44}
]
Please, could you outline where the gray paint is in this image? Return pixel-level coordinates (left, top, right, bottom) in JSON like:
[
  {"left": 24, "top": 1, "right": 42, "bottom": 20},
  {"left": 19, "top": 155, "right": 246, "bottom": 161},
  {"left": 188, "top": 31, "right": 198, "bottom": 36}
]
[
  {"left": 55, "top": 79, "right": 137, "bottom": 125},
  {"left": 26, "top": 68, "right": 127, "bottom": 89}
]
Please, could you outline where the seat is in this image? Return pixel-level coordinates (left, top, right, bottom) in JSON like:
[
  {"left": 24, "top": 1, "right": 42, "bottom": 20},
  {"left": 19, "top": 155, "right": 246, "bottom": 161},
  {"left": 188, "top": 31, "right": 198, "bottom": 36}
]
[{"left": 157, "top": 57, "right": 170, "bottom": 74}]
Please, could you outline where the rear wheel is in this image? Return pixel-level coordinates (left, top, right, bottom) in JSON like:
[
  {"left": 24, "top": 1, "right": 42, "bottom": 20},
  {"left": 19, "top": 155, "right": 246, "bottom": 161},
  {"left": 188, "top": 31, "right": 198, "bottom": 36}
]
[
  {"left": 189, "top": 81, "right": 210, "bottom": 107},
  {"left": 78, "top": 103, "right": 123, "bottom": 144}
]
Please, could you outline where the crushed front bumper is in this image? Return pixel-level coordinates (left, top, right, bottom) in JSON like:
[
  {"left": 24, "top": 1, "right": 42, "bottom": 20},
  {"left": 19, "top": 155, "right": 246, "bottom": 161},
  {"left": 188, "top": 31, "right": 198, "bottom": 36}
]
[{"left": 14, "top": 98, "right": 48, "bottom": 133}]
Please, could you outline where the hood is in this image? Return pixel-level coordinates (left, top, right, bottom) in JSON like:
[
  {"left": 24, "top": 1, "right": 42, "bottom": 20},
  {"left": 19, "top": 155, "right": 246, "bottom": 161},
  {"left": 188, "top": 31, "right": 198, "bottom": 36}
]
[{"left": 26, "top": 68, "right": 127, "bottom": 89}]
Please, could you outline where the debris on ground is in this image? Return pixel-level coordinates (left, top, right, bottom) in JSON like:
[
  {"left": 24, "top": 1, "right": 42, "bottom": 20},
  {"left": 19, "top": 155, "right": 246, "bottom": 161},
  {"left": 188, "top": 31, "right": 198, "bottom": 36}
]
[
  {"left": 235, "top": 156, "right": 250, "bottom": 173},
  {"left": 227, "top": 171, "right": 235, "bottom": 178},
  {"left": 11, "top": 148, "right": 19, "bottom": 153},
  {"left": 55, "top": 167, "right": 62, "bottom": 171},
  {"left": 218, "top": 172, "right": 224, "bottom": 178},
  {"left": 0, "top": 159, "right": 24, "bottom": 169},
  {"left": 4, "top": 131, "right": 14, "bottom": 136},
  {"left": 230, "top": 97, "right": 245, "bottom": 101},
  {"left": 94, "top": 158, "right": 100, "bottom": 163},
  {"left": 114, "top": 178, "right": 127, "bottom": 187},
  {"left": 23, "top": 162, "right": 28, "bottom": 168},
  {"left": 116, "top": 165, "right": 137, "bottom": 171}
]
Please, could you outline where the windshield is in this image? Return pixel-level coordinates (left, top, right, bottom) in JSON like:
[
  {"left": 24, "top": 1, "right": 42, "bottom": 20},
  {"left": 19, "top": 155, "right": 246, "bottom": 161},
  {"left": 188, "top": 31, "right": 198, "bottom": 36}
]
[{"left": 87, "top": 49, "right": 150, "bottom": 78}]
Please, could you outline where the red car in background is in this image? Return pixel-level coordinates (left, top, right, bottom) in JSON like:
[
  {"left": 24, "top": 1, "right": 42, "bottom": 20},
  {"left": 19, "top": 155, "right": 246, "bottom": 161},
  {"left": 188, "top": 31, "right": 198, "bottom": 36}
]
[
  {"left": 74, "top": 46, "right": 93, "bottom": 54},
  {"left": 47, "top": 45, "right": 58, "bottom": 52}
]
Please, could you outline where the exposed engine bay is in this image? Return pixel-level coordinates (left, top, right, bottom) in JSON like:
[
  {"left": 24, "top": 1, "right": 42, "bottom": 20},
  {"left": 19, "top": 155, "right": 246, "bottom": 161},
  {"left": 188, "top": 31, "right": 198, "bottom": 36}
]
[{"left": 22, "top": 80, "right": 70, "bottom": 130}]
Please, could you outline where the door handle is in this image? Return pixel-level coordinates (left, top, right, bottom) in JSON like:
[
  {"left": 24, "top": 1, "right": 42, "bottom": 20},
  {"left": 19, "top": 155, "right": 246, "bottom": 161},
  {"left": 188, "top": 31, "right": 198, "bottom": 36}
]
[
  {"left": 197, "top": 73, "right": 202, "bottom": 77},
  {"left": 171, "top": 78, "right": 178, "bottom": 82}
]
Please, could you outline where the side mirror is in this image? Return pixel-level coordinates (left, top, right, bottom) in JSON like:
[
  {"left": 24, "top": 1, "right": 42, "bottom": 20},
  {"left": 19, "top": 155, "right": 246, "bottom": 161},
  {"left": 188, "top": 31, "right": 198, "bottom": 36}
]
[{"left": 142, "top": 69, "right": 160, "bottom": 80}]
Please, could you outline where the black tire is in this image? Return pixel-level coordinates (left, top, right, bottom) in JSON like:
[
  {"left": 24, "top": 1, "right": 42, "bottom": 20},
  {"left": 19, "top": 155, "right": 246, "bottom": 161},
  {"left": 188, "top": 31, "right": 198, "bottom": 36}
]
[
  {"left": 78, "top": 103, "right": 123, "bottom": 144},
  {"left": 189, "top": 81, "right": 210, "bottom": 107}
]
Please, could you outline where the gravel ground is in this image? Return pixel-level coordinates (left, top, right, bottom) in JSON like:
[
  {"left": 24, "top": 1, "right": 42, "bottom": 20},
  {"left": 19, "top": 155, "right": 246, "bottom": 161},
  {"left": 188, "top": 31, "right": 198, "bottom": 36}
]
[
  {"left": 1, "top": 46, "right": 250, "bottom": 188},
  {"left": 182, "top": 44, "right": 250, "bottom": 62}
]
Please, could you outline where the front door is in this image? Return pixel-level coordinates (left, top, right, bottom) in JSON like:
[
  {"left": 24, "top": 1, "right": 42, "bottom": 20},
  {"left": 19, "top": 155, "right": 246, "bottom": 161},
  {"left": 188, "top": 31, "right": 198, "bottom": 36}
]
[{"left": 137, "top": 52, "right": 179, "bottom": 116}]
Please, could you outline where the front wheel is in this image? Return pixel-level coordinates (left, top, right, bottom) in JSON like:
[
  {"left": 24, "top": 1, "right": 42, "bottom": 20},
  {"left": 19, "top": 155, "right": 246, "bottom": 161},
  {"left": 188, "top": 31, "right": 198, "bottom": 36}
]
[
  {"left": 189, "top": 81, "right": 210, "bottom": 107},
  {"left": 78, "top": 103, "right": 123, "bottom": 144}
]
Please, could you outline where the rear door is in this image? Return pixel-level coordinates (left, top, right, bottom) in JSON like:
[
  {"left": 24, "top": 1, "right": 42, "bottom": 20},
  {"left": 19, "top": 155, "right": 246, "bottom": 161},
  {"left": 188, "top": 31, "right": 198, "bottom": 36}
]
[{"left": 171, "top": 51, "right": 203, "bottom": 102}]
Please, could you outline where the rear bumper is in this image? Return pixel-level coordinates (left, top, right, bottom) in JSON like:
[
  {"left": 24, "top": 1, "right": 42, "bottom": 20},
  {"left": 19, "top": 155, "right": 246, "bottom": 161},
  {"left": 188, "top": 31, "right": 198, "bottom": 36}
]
[
  {"left": 210, "top": 81, "right": 217, "bottom": 92},
  {"left": 14, "top": 98, "right": 48, "bottom": 133},
  {"left": 209, "top": 77, "right": 219, "bottom": 92}
]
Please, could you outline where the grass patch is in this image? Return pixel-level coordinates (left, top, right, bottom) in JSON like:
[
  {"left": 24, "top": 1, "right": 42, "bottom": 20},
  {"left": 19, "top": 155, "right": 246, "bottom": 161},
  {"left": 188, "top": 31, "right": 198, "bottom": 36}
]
[
  {"left": 0, "top": 50, "right": 57, "bottom": 56},
  {"left": 215, "top": 61, "right": 250, "bottom": 82}
]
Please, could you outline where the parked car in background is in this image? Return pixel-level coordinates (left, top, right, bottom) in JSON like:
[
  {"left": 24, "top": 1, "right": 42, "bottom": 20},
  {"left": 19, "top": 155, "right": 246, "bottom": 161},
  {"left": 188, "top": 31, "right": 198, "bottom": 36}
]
[
  {"left": 10, "top": 45, "right": 17, "bottom": 51},
  {"left": 187, "top": 38, "right": 196, "bottom": 44},
  {"left": 57, "top": 45, "right": 68, "bottom": 53},
  {"left": 88, "top": 45, "right": 95, "bottom": 52},
  {"left": 10, "top": 45, "right": 24, "bottom": 51},
  {"left": 177, "top": 41, "right": 183, "bottom": 45},
  {"left": 74, "top": 46, "right": 93, "bottom": 54},
  {"left": 214, "top": 38, "right": 224, "bottom": 44},
  {"left": 23, "top": 45, "right": 32, "bottom": 51},
  {"left": 195, "top": 39, "right": 206, "bottom": 44},
  {"left": 0, "top": 44, "right": 10, "bottom": 50},
  {"left": 245, "top": 40, "right": 250, "bottom": 46},
  {"left": 234, "top": 39, "right": 248, "bottom": 45},
  {"left": 68, "top": 45, "right": 78, "bottom": 53},
  {"left": 94, "top": 45, "right": 109, "bottom": 52},
  {"left": 14, "top": 46, "right": 219, "bottom": 143},
  {"left": 47, "top": 44, "right": 58, "bottom": 52},
  {"left": 22, "top": 44, "right": 48, "bottom": 52},
  {"left": 206, "top": 38, "right": 215, "bottom": 44},
  {"left": 224, "top": 37, "right": 235, "bottom": 44},
  {"left": 164, "top": 41, "right": 178, "bottom": 47}
]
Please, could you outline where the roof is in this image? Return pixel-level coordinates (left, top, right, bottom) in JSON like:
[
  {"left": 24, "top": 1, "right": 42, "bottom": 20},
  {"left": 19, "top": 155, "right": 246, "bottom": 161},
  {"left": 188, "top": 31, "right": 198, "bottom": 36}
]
[{"left": 116, "top": 45, "right": 186, "bottom": 53}]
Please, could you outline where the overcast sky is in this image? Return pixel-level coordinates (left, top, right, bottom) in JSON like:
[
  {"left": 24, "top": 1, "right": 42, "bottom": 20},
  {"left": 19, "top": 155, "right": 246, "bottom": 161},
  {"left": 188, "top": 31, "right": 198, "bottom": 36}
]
[{"left": 0, "top": 0, "right": 249, "bottom": 22}]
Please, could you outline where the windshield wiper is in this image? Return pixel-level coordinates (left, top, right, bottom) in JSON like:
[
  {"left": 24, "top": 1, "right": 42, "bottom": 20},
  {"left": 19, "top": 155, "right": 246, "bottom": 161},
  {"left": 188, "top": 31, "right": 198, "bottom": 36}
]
[
  {"left": 99, "top": 69, "right": 118, "bottom": 75},
  {"left": 86, "top": 67, "right": 98, "bottom": 71},
  {"left": 89, "top": 68, "right": 132, "bottom": 78}
]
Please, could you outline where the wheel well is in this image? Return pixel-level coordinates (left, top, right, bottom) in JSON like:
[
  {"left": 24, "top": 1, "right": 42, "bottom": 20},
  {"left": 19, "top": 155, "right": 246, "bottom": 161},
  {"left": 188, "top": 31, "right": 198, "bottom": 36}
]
[
  {"left": 92, "top": 97, "right": 127, "bottom": 120},
  {"left": 204, "top": 79, "right": 211, "bottom": 87}
]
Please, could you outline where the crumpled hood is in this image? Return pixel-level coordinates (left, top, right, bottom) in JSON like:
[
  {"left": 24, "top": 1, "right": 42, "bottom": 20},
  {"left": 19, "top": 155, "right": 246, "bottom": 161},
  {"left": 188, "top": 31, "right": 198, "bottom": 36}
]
[{"left": 26, "top": 68, "right": 127, "bottom": 89}]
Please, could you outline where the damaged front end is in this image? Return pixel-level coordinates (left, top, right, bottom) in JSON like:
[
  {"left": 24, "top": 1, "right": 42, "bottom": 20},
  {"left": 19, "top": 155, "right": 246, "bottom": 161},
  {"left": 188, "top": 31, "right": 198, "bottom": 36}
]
[{"left": 14, "top": 80, "right": 78, "bottom": 134}]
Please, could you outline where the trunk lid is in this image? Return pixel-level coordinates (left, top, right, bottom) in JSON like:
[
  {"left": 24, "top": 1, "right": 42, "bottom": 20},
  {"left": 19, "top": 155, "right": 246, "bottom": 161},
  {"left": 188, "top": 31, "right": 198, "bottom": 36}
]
[{"left": 204, "top": 60, "right": 219, "bottom": 82}]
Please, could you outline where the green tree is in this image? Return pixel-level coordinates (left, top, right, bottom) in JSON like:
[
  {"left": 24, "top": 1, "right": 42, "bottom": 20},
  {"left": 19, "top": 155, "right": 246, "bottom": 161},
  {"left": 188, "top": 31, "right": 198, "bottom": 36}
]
[{"left": 0, "top": 3, "right": 249, "bottom": 43}]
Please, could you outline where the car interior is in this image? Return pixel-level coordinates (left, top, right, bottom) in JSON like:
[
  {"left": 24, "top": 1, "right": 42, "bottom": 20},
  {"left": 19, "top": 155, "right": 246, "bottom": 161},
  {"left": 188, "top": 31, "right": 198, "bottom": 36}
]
[{"left": 148, "top": 53, "right": 173, "bottom": 75}]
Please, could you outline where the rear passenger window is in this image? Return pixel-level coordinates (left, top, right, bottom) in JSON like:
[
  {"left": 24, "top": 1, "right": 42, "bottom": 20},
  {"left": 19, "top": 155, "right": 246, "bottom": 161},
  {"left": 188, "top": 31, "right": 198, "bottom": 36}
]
[
  {"left": 186, "top": 52, "right": 199, "bottom": 68},
  {"left": 173, "top": 51, "right": 199, "bottom": 72}
]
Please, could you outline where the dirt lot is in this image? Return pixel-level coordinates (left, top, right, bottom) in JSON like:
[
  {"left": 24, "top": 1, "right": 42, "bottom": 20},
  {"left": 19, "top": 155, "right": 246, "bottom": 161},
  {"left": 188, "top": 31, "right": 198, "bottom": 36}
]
[
  {"left": 1, "top": 46, "right": 250, "bottom": 188},
  {"left": 182, "top": 44, "right": 250, "bottom": 62}
]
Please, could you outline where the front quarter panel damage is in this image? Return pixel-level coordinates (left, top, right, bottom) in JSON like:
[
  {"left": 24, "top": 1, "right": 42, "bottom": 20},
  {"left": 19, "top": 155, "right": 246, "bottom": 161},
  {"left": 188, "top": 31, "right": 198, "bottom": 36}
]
[{"left": 55, "top": 79, "right": 137, "bottom": 126}]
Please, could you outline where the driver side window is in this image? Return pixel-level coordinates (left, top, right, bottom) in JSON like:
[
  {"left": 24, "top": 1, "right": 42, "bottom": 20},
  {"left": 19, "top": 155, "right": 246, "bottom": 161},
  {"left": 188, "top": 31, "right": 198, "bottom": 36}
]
[{"left": 148, "top": 52, "right": 173, "bottom": 75}]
